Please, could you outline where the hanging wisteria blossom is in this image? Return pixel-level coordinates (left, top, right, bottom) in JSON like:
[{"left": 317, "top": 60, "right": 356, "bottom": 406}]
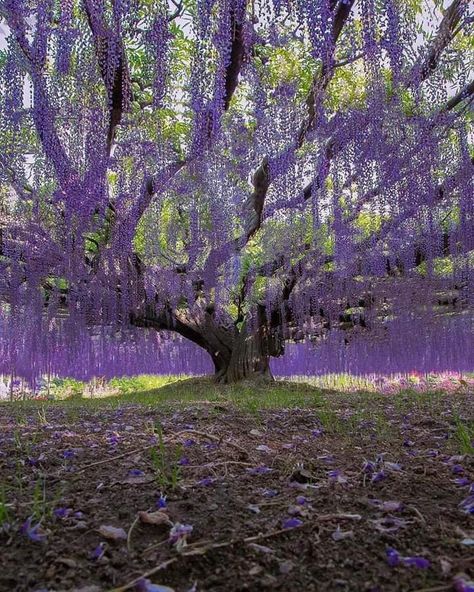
[{"left": 0, "top": 0, "right": 472, "bottom": 383}]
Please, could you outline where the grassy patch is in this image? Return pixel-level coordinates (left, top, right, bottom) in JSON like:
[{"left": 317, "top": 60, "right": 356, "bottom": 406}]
[{"left": 453, "top": 418, "right": 474, "bottom": 454}]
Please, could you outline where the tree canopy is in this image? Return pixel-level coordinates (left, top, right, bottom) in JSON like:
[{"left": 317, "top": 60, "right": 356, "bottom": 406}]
[{"left": 0, "top": 0, "right": 472, "bottom": 382}]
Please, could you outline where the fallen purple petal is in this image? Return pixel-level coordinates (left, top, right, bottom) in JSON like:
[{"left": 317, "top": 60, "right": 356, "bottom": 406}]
[{"left": 282, "top": 518, "right": 303, "bottom": 529}]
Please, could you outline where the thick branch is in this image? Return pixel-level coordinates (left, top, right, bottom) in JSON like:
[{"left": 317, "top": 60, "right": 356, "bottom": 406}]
[
  {"left": 407, "top": 0, "right": 467, "bottom": 87},
  {"left": 223, "top": 8, "right": 246, "bottom": 111},
  {"left": 244, "top": 0, "right": 355, "bottom": 243},
  {"left": 83, "top": 0, "right": 132, "bottom": 157},
  {"left": 4, "top": 6, "right": 75, "bottom": 188}
]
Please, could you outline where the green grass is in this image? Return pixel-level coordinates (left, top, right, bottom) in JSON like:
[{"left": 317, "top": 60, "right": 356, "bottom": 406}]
[
  {"left": 2, "top": 376, "right": 470, "bottom": 449},
  {"left": 3, "top": 376, "right": 328, "bottom": 412},
  {"left": 453, "top": 418, "right": 474, "bottom": 455},
  {"left": 0, "top": 486, "right": 10, "bottom": 529},
  {"left": 149, "top": 424, "right": 182, "bottom": 491}
]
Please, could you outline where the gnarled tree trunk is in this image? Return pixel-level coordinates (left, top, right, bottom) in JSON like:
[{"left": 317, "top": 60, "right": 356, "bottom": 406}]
[{"left": 131, "top": 303, "right": 283, "bottom": 384}]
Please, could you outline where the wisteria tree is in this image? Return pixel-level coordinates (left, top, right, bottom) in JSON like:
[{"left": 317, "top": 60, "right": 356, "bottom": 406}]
[{"left": 0, "top": 0, "right": 472, "bottom": 383}]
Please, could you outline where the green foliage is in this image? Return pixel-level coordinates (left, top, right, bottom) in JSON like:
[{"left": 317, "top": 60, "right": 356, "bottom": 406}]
[
  {"left": 49, "top": 378, "right": 85, "bottom": 399},
  {"left": 325, "top": 65, "right": 367, "bottom": 112},
  {"left": 108, "top": 375, "right": 179, "bottom": 395},
  {"left": 453, "top": 418, "right": 474, "bottom": 455},
  {"left": 0, "top": 486, "right": 10, "bottom": 529}
]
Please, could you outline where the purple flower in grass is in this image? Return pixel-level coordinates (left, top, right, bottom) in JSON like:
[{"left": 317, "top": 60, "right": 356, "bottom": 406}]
[
  {"left": 20, "top": 517, "right": 46, "bottom": 542},
  {"left": 282, "top": 517, "right": 303, "bottom": 529},
  {"left": 452, "top": 465, "right": 464, "bottom": 475}
]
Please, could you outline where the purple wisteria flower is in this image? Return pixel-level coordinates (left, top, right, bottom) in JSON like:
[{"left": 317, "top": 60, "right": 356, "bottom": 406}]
[
  {"left": 386, "top": 547, "right": 400, "bottom": 567},
  {"left": 282, "top": 517, "right": 303, "bottom": 529},
  {"left": 261, "top": 488, "right": 278, "bottom": 498},
  {"left": 328, "top": 469, "right": 348, "bottom": 484},
  {"left": 386, "top": 547, "right": 430, "bottom": 569},
  {"left": 454, "top": 574, "right": 474, "bottom": 592},
  {"left": 20, "top": 517, "right": 46, "bottom": 542},
  {"left": 183, "top": 439, "right": 195, "bottom": 447},
  {"left": 90, "top": 542, "right": 106, "bottom": 561},
  {"left": 107, "top": 433, "right": 120, "bottom": 446},
  {"left": 156, "top": 494, "right": 167, "bottom": 509},
  {"left": 459, "top": 495, "right": 474, "bottom": 515},
  {"left": 169, "top": 523, "right": 193, "bottom": 550},
  {"left": 128, "top": 469, "right": 145, "bottom": 477},
  {"left": 135, "top": 579, "right": 175, "bottom": 592},
  {"left": 178, "top": 457, "right": 190, "bottom": 466},
  {"left": 371, "top": 471, "right": 386, "bottom": 483},
  {"left": 403, "top": 556, "right": 430, "bottom": 569},
  {"left": 196, "top": 477, "right": 214, "bottom": 486},
  {"left": 362, "top": 460, "right": 375, "bottom": 474},
  {"left": 53, "top": 507, "right": 72, "bottom": 519},
  {"left": 62, "top": 449, "right": 75, "bottom": 459},
  {"left": 454, "top": 478, "right": 470, "bottom": 487}
]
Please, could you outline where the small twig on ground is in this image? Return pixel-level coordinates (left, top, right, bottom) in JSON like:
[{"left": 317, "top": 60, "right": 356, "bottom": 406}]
[
  {"left": 126, "top": 514, "right": 140, "bottom": 553},
  {"left": 172, "top": 429, "right": 250, "bottom": 458},
  {"left": 108, "top": 558, "right": 178, "bottom": 592},
  {"left": 407, "top": 505, "right": 426, "bottom": 523},
  {"left": 410, "top": 585, "right": 451, "bottom": 592},
  {"left": 316, "top": 513, "right": 362, "bottom": 522},
  {"left": 183, "top": 461, "right": 253, "bottom": 469},
  {"left": 112, "top": 523, "right": 309, "bottom": 590},
  {"left": 48, "top": 444, "right": 157, "bottom": 482}
]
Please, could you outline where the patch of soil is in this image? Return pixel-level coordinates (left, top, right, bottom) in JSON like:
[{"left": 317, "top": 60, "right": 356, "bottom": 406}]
[{"left": 0, "top": 390, "right": 473, "bottom": 592}]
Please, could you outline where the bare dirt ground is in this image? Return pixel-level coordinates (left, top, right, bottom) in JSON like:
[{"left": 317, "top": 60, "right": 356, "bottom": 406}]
[{"left": 0, "top": 382, "right": 473, "bottom": 592}]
